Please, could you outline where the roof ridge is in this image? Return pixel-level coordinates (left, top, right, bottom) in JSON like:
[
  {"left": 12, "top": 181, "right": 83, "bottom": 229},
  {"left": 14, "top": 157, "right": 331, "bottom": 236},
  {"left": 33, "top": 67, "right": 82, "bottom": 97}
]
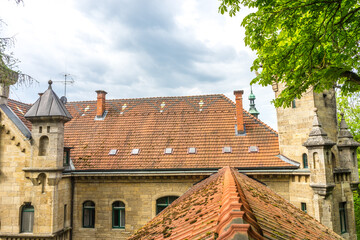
[
  {"left": 8, "top": 98, "right": 32, "bottom": 107},
  {"left": 216, "top": 167, "right": 264, "bottom": 239},
  {"left": 66, "top": 93, "right": 226, "bottom": 104},
  {"left": 243, "top": 109, "right": 278, "bottom": 135}
]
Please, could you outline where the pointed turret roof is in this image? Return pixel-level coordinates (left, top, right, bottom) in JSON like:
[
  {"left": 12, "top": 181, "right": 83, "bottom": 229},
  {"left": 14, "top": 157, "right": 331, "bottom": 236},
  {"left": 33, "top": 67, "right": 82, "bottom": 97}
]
[
  {"left": 337, "top": 113, "right": 360, "bottom": 148},
  {"left": 248, "top": 85, "right": 260, "bottom": 118},
  {"left": 303, "top": 108, "right": 335, "bottom": 147},
  {"left": 24, "top": 80, "right": 72, "bottom": 122}
]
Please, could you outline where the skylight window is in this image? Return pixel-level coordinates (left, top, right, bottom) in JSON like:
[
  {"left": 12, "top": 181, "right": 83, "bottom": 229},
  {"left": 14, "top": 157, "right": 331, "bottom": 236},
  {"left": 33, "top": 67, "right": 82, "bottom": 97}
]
[
  {"left": 164, "top": 148, "right": 173, "bottom": 154},
  {"left": 222, "top": 147, "right": 232, "bottom": 153},
  {"left": 131, "top": 148, "right": 140, "bottom": 155},
  {"left": 109, "top": 149, "right": 118, "bottom": 155},
  {"left": 188, "top": 147, "right": 197, "bottom": 154},
  {"left": 248, "top": 146, "right": 259, "bottom": 153}
]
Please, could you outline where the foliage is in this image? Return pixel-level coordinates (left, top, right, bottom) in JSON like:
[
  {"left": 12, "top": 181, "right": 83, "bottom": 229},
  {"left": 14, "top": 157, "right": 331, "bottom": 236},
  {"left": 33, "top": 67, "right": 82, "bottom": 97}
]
[
  {"left": 353, "top": 189, "right": 360, "bottom": 239},
  {"left": 219, "top": 0, "right": 360, "bottom": 107}
]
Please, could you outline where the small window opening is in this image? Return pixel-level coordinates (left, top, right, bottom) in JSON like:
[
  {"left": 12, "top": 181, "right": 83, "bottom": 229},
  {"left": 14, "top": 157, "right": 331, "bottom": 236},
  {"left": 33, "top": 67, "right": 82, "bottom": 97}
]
[
  {"left": 313, "top": 152, "right": 318, "bottom": 169},
  {"left": 353, "top": 152, "right": 357, "bottom": 167},
  {"left": 109, "top": 149, "right": 118, "bottom": 155},
  {"left": 301, "top": 203, "right": 307, "bottom": 213},
  {"left": 38, "top": 173, "right": 46, "bottom": 194},
  {"left": 302, "top": 153, "right": 308, "bottom": 168},
  {"left": 39, "top": 126, "right": 42, "bottom": 133},
  {"left": 39, "top": 136, "right": 49, "bottom": 156},
  {"left": 156, "top": 196, "right": 178, "bottom": 215},
  {"left": 164, "top": 148, "right": 173, "bottom": 154},
  {"left": 222, "top": 146, "right": 232, "bottom": 153},
  {"left": 63, "top": 148, "right": 71, "bottom": 166},
  {"left": 291, "top": 98, "right": 296, "bottom": 108},
  {"left": 339, "top": 202, "right": 347, "bottom": 233},
  {"left": 112, "top": 201, "right": 125, "bottom": 229},
  {"left": 131, "top": 149, "right": 140, "bottom": 155},
  {"left": 64, "top": 204, "right": 67, "bottom": 228},
  {"left": 188, "top": 147, "right": 196, "bottom": 154},
  {"left": 47, "top": 126, "right": 50, "bottom": 133}
]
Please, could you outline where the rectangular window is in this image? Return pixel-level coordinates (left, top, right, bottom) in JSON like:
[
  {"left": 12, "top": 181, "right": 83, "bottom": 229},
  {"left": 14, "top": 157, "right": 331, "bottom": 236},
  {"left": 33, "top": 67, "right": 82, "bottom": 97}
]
[
  {"left": 301, "top": 203, "right": 307, "bottom": 213},
  {"left": 63, "top": 148, "right": 70, "bottom": 166},
  {"left": 339, "top": 202, "right": 347, "bottom": 233},
  {"left": 83, "top": 201, "right": 95, "bottom": 228}
]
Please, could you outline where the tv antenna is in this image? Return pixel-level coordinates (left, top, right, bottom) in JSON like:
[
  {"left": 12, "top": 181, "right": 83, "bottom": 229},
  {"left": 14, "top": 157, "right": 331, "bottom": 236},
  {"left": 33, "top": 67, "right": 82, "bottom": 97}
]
[{"left": 53, "top": 73, "right": 75, "bottom": 98}]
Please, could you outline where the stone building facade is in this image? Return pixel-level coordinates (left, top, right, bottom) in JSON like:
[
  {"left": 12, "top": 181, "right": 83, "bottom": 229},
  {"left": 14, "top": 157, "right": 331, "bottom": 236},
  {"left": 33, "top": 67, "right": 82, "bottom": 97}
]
[{"left": 0, "top": 79, "right": 358, "bottom": 239}]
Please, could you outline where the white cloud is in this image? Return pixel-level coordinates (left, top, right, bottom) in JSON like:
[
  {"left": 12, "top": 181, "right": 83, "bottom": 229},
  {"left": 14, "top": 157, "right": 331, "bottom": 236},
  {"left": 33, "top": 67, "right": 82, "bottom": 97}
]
[{"left": 1, "top": 0, "right": 278, "bottom": 129}]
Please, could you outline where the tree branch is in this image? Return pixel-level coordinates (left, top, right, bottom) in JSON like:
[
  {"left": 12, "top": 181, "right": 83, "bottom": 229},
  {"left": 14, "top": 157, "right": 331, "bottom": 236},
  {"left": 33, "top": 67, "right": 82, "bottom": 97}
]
[{"left": 341, "top": 71, "right": 360, "bottom": 85}]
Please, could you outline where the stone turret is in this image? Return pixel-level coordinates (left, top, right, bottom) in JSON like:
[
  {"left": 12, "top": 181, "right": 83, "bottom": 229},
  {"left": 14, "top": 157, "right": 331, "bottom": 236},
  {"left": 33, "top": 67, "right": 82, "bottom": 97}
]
[
  {"left": 24, "top": 80, "right": 72, "bottom": 183},
  {"left": 337, "top": 113, "right": 360, "bottom": 191},
  {"left": 303, "top": 109, "right": 336, "bottom": 229},
  {"left": 304, "top": 108, "right": 336, "bottom": 194}
]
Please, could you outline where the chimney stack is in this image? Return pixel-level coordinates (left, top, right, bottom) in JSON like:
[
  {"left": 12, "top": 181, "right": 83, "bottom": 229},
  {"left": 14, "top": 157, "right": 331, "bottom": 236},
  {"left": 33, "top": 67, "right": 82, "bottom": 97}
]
[
  {"left": 234, "top": 90, "right": 245, "bottom": 134},
  {"left": 96, "top": 90, "right": 107, "bottom": 117}
]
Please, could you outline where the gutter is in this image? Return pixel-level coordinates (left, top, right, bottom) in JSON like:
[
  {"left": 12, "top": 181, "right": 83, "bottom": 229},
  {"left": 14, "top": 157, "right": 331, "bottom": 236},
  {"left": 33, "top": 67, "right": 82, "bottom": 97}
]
[{"left": 63, "top": 166, "right": 303, "bottom": 177}]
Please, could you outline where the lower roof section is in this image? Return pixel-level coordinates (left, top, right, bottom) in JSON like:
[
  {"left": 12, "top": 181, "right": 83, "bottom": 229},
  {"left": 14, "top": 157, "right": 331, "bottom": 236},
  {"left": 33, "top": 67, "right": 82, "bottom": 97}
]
[{"left": 129, "top": 167, "right": 342, "bottom": 240}]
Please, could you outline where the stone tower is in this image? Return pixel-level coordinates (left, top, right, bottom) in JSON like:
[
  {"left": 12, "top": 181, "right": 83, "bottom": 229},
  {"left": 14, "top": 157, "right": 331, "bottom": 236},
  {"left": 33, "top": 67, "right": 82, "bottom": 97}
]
[
  {"left": 274, "top": 83, "right": 358, "bottom": 239},
  {"left": 273, "top": 83, "right": 338, "bottom": 166}
]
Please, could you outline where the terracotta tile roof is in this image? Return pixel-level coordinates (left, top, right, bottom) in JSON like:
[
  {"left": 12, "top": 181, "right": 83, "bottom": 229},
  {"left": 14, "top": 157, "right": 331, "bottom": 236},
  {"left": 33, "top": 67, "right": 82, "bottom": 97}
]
[
  {"left": 8, "top": 94, "right": 299, "bottom": 170},
  {"left": 7, "top": 99, "right": 32, "bottom": 130},
  {"left": 129, "top": 167, "right": 343, "bottom": 240}
]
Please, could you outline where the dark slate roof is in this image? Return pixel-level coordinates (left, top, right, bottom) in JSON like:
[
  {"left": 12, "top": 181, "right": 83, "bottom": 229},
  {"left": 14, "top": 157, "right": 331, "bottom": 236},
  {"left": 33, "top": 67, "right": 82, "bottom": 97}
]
[
  {"left": 0, "top": 104, "right": 31, "bottom": 139},
  {"left": 24, "top": 80, "right": 72, "bottom": 121},
  {"left": 129, "top": 167, "right": 343, "bottom": 240}
]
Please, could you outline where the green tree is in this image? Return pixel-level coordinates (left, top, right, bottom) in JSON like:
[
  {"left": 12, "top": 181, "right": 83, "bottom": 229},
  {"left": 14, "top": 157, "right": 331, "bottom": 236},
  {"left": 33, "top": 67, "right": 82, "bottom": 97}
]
[{"left": 219, "top": 0, "right": 360, "bottom": 107}]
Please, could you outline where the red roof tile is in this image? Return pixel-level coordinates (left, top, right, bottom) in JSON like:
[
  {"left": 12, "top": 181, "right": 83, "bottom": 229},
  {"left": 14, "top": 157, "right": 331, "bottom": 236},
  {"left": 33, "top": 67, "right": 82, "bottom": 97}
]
[
  {"left": 129, "top": 167, "right": 343, "bottom": 240},
  {"left": 8, "top": 94, "right": 298, "bottom": 170}
]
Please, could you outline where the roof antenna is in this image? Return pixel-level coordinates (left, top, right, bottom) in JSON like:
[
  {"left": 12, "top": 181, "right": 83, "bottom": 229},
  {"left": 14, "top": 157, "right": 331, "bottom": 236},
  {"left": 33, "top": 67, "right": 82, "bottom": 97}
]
[{"left": 53, "top": 73, "right": 75, "bottom": 104}]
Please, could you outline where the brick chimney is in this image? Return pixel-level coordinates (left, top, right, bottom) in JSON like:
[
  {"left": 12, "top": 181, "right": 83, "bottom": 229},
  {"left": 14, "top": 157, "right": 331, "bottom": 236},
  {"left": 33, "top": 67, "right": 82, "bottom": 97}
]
[
  {"left": 96, "top": 90, "right": 107, "bottom": 117},
  {"left": 234, "top": 90, "right": 245, "bottom": 134}
]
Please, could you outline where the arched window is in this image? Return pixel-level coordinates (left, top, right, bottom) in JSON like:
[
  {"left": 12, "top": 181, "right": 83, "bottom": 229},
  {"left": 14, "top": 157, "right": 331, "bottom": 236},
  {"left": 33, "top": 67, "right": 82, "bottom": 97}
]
[
  {"left": 83, "top": 201, "right": 95, "bottom": 228},
  {"left": 21, "top": 204, "right": 34, "bottom": 233},
  {"left": 156, "top": 196, "right": 178, "bottom": 215},
  {"left": 302, "top": 153, "right": 308, "bottom": 168},
  {"left": 38, "top": 136, "right": 49, "bottom": 156},
  {"left": 112, "top": 201, "right": 125, "bottom": 229}
]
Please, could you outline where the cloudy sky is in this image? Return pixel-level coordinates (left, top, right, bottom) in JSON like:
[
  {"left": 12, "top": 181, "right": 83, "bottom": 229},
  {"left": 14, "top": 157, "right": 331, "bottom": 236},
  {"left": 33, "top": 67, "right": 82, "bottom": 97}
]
[{"left": 0, "top": 0, "right": 278, "bottom": 129}]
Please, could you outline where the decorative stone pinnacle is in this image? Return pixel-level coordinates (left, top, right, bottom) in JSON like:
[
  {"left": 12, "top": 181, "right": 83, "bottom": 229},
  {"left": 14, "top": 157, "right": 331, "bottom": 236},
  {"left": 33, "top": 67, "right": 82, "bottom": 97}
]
[{"left": 303, "top": 107, "right": 335, "bottom": 147}]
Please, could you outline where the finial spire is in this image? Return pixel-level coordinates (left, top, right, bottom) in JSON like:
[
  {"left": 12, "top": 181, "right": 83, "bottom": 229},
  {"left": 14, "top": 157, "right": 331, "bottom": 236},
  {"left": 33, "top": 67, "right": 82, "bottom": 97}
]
[
  {"left": 248, "top": 85, "right": 259, "bottom": 118},
  {"left": 48, "top": 80, "right": 53, "bottom": 89}
]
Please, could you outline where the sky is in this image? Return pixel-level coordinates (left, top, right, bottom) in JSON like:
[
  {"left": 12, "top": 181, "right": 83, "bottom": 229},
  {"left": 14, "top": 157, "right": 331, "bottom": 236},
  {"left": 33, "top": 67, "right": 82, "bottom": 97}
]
[{"left": 0, "top": 0, "right": 278, "bottom": 129}]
